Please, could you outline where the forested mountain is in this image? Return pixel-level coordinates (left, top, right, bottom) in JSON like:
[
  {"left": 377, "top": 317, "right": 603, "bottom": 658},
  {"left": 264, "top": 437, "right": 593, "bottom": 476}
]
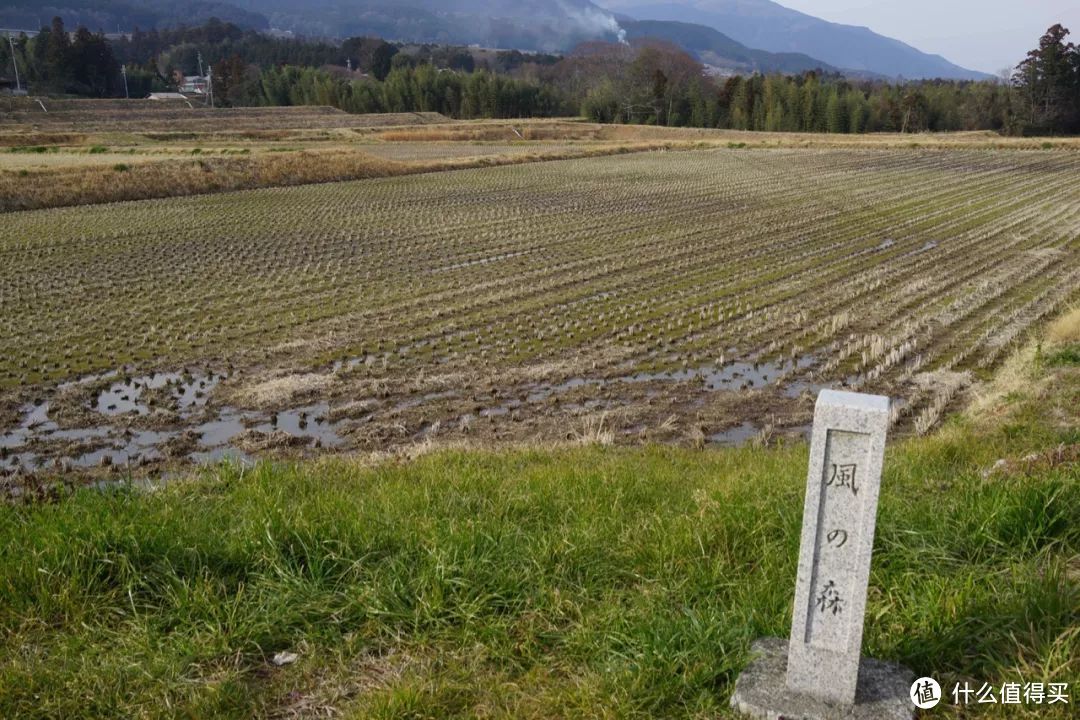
[
  {"left": 0, "top": 0, "right": 268, "bottom": 31},
  {"left": 621, "top": 19, "right": 837, "bottom": 75},
  {"left": 0, "top": 0, "right": 839, "bottom": 74},
  {"left": 0, "top": 0, "right": 625, "bottom": 52},
  {"left": 0, "top": 0, "right": 999, "bottom": 81},
  {"left": 602, "top": 0, "right": 992, "bottom": 80},
  {"left": 233, "top": 0, "right": 624, "bottom": 51},
  {"left": 0, "top": 0, "right": 839, "bottom": 75}
]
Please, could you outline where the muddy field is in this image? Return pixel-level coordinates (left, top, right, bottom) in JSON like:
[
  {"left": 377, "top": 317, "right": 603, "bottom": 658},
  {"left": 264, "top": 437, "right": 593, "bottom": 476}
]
[{"left": 2, "top": 143, "right": 1079, "bottom": 483}]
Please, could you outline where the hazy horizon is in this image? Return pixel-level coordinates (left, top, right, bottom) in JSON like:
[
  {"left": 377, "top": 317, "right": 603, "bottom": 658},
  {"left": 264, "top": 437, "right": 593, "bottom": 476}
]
[{"left": 777, "top": 0, "right": 1079, "bottom": 74}]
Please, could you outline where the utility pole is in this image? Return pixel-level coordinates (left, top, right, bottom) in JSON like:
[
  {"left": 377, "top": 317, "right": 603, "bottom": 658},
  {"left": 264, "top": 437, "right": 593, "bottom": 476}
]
[
  {"left": 197, "top": 51, "right": 204, "bottom": 79},
  {"left": 207, "top": 65, "right": 214, "bottom": 108},
  {"left": 7, "top": 35, "right": 21, "bottom": 93},
  {"left": 121, "top": 64, "right": 129, "bottom": 99}
]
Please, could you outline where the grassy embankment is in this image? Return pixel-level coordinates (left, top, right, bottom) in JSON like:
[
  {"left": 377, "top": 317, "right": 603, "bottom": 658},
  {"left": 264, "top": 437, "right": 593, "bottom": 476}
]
[
  {"left": 0, "top": 311, "right": 1078, "bottom": 718},
  {"left": 0, "top": 141, "right": 679, "bottom": 213}
]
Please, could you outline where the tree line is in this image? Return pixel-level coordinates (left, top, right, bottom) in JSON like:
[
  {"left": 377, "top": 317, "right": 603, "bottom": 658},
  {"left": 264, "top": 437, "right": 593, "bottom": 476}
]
[
  {"left": 221, "top": 64, "right": 573, "bottom": 119},
  {"left": 2, "top": 17, "right": 1077, "bottom": 135}
]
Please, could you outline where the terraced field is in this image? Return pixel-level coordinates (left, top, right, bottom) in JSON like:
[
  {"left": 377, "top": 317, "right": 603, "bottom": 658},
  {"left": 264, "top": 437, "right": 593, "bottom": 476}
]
[
  {"left": 0, "top": 98, "right": 448, "bottom": 132},
  {"left": 0, "top": 106, "right": 673, "bottom": 212},
  {"left": 2, "top": 147, "right": 1078, "bottom": 476}
]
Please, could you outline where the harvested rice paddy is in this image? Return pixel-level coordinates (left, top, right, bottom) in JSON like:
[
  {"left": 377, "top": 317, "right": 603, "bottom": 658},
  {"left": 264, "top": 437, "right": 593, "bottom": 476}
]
[{"left": 2, "top": 141, "right": 1078, "bottom": 478}]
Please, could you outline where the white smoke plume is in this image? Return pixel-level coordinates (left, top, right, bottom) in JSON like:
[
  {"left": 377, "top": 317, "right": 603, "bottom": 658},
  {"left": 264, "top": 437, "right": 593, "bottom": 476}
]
[{"left": 556, "top": 1, "right": 628, "bottom": 44}]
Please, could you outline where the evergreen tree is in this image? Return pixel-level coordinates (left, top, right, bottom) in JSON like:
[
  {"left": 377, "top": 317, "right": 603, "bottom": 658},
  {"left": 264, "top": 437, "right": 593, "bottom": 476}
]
[
  {"left": 826, "top": 89, "right": 846, "bottom": 133},
  {"left": 847, "top": 92, "right": 867, "bottom": 134},
  {"left": 1013, "top": 24, "right": 1079, "bottom": 133},
  {"left": 44, "top": 17, "right": 72, "bottom": 91},
  {"left": 69, "top": 27, "right": 119, "bottom": 97}
]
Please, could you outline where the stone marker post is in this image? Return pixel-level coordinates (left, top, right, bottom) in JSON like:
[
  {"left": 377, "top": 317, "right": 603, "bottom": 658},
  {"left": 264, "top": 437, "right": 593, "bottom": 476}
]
[
  {"left": 730, "top": 390, "right": 915, "bottom": 720},
  {"left": 787, "top": 390, "right": 889, "bottom": 704}
]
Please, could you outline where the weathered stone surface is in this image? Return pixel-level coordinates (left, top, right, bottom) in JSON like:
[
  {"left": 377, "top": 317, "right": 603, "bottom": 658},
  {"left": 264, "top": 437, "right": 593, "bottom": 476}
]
[
  {"left": 787, "top": 390, "right": 890, "bottom": 706},
  {"left": 730, "top": 638, "right": 915, "bottom": 720}
]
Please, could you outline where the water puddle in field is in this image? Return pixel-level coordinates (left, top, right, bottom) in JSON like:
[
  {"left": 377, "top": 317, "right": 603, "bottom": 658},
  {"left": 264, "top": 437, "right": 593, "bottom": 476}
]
[
  {"left": 1, "top": 402, "right": 59, "bottom": 452},
  {"left": 709, "top": 422, "right": 760, "bottom": 445},
  {"left": 0, "top": 369, "right": 343, "bottom": 476},
  {"left": 626, "top": 356, "right": 817, "bottom": 390},
  {"left": 521, "top": 355, "right": 817, "bottom": 406},
  {"left": 783, "top": 378, "right": 835, "bottom": 399},
  {"left": 1, "top": 352, "right": 829, "bottom": 477},
  {"left": 96, "top": 372, "right": 225, "bottom": 416},
  {"left": 392, "top": 390, "right": 458, "bottom": 412},
  {"left": 466, "top": 355, "right": 821, "bottom": 423},
  {"left": 254, "top": 404, "right": 345, "bottom": 447},
  {"left": 902, "top": 240, "right": 939, "bottom": 257},
  {"left": 195, "top": 410, "right": 252, "bottom": 447}
]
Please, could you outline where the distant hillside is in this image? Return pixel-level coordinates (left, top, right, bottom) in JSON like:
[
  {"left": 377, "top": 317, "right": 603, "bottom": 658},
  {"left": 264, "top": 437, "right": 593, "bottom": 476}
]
[
  {"left": 605, "top": 0, "right": 991, "bottom": 80},
  {"left": 233, "top": 0, "right": 624, "bottom": 51},
  {"left": 622, "top": 19, "right": 836, "bottom": 74},
  {"left": 0, "top": 0, "right": 269, "bottom": 31},
  {"left": 1, "top": 0, "right": 988, "bottom": 81},
  {"left": 0, "top": 0, "right": 625, "bottom": 53}
]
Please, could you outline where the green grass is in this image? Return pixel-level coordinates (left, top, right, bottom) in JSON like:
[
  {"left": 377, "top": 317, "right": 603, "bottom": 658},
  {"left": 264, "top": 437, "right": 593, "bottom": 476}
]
[
  {"left": 1, "top": 355, "right": 1077, "bottom": 718},
  {"left": 1045, "top": 344, "right": 1080, "bottom": 367}
]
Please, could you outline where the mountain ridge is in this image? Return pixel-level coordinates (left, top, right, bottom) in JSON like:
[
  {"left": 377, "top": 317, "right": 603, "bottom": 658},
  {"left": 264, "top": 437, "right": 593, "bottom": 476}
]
[
  {"left": 602, "top": 0, "right": 992, "bottom": 79},
  {"left": 621, "top": 19, "right": 839, "bottom": 75},
  {"left": 0, "top": 0, "right": 990, "bottom": 80}
]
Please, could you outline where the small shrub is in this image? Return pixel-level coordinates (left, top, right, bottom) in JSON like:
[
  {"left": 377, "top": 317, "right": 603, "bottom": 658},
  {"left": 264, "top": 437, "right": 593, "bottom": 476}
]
[
  {"left": 113, "top": 163, "right": 130, "bottom": 172},
  {"left": 88, "top": 146, "right": 108, "bottom": 154}
]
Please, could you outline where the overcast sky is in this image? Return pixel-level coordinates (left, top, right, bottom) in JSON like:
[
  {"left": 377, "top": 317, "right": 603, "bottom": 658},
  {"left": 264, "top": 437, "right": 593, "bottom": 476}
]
[{"left": 777, "top": 1, "right": 1079, "bottom": 74}]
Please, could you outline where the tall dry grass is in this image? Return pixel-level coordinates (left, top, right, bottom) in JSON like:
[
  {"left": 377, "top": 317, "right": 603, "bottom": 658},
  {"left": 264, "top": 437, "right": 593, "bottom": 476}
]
[
  {"left": 0, "top": 101, "right": 448, "bottom": 134},
  {"left": 379, "top": 122, "right": 613, "bottom": 143},
  {"left": 1046, "top": 307, "right": 1080, "bottom": 346},
  {"left": 0, "top": 143, "right": 676, "bottom": 212}
]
